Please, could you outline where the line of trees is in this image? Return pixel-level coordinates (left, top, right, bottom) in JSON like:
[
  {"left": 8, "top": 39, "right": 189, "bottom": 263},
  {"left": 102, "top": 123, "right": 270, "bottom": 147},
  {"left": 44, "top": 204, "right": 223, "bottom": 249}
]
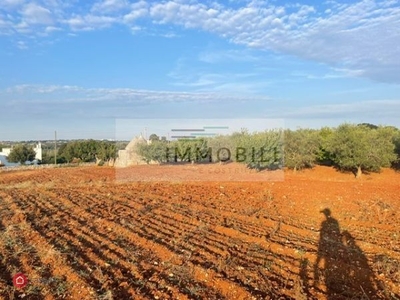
[
  {"left": 5, "top": 123, "right": 399, "bottom": 176},
  {"left": 136, "top": 123, "right": 400, "bottom": 177},
  {"left": 5, "top": 140, "right": 119, "bottom": 166},
  {"left": 135, "top": 129, "right": 284, "bottom": 171},
  {"left": 284, "top": 123, "right": 399, "bottom": 177},
  {"left": 56, "top": 140, "right": 117, "bottom": 165}
]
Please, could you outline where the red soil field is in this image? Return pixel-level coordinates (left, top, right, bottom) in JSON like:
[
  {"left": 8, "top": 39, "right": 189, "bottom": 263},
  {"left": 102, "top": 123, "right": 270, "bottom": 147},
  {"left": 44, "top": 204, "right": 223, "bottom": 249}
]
[{"left": 0, "top": 164, "right": 399, "bottom": 299}]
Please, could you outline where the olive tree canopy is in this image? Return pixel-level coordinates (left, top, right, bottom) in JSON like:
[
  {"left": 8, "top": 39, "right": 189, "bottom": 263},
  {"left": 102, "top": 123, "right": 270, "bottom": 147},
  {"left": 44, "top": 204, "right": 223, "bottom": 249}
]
[{"left": 327, "top": 124, "right": 397, "bottom": 178}]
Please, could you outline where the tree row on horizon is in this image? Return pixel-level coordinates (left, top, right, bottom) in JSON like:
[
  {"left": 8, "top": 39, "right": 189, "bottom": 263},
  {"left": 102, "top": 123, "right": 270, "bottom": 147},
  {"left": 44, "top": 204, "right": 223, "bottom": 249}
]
[
  {"left": 4, "top": 122, "right": 400, "bottom": 178},
  {"left": 137, "top": 123, "right": 400, "bottom": 178}
]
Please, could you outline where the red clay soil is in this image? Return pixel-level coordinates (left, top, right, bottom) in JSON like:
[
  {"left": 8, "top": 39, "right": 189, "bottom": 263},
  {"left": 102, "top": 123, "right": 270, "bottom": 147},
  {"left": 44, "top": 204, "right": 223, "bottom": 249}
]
[{"left": 0, "top": 164, "right": 399, "bottom": 299}]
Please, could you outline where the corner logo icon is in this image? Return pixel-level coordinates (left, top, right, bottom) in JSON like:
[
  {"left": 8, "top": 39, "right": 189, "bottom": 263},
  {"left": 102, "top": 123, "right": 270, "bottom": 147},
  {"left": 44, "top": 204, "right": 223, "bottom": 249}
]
[{"left": 13, "top": 273, "right": 28, "bottom": 288}]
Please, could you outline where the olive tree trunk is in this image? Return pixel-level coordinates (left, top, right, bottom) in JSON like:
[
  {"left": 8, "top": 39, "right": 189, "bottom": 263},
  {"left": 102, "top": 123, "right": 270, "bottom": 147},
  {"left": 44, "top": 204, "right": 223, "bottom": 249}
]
[{"left": 356, "top": 166, "right": 362, "bottom": 178}]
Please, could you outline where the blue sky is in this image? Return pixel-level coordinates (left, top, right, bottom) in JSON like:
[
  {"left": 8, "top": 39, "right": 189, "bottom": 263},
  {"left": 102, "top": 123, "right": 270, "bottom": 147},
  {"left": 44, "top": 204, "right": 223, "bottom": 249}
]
[{"left": 1, "top": 0, "right": 399, "bottom": 140}]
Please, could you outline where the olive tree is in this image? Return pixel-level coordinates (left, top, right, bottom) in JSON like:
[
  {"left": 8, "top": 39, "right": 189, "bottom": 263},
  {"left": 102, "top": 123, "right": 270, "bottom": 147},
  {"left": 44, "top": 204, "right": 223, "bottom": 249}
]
[
  {"left": 148, "top": 134, "right": 160, "bottom": 142},
  {"left": 391, "top": 128, "right": 400, "bottom": 169},
  {"left": 169, "top": 138, "right": 209, "bottom": 163},
  {"left": 96, "top": 141, "right": 117, "bottom": 165},
  {"left": 7, "top": 144, "right": 36, "bottom": 165},
  {"left": 327, "top": 124, "right": 397, "bottom": 178},
  {"left": 58, "top": 140, "right": 117, "bottom": 164},
  {"left": 317, "top": 127, "right": 335, "bottom": 166},
  {"left": 136, "top": 140, "right": 169, "bottom": 164},
  {"left": 233, "top": 129, "right": 283, "bottom": 171},
  {"left": 207, "top": 134, "right": 235, "bottom": 164},
  {"left": 284, "top": 129, "right": 320, "bottom": 172}
]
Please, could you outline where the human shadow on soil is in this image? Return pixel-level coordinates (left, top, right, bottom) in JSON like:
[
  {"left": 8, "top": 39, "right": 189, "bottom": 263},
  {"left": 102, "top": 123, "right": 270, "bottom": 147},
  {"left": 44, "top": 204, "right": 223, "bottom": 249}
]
[{"left": 312, "top": 208, "right": 383, "bottom": 299}]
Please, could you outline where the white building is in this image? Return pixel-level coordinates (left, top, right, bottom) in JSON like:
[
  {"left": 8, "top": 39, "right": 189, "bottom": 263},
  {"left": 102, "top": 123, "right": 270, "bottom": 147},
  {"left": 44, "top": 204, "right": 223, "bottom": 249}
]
[
  {"left": 34, "top": 142, "right": 42, "bottom": 161},
  {"left": 0, "top": 148, "right": 11, "bottom": 156}
]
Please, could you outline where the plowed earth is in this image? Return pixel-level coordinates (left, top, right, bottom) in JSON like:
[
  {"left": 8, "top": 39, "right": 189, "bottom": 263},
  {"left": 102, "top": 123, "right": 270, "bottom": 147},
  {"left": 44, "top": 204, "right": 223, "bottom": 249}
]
[{"left": 0, "top": 164, "right": 399, "bottom": 299}]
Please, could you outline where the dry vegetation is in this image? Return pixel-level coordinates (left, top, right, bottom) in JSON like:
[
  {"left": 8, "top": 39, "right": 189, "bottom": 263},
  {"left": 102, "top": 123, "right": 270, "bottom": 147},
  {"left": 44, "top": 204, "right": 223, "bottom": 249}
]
[{"left": 0, "top": 164, "right": 399, "bottom": 299}]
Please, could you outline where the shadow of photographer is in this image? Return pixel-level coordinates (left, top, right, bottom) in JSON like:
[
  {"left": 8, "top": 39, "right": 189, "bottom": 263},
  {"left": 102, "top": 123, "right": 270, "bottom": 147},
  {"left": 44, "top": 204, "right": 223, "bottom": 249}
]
[{"left": 312, "top": 208, "right": 383, "bottom": 299}]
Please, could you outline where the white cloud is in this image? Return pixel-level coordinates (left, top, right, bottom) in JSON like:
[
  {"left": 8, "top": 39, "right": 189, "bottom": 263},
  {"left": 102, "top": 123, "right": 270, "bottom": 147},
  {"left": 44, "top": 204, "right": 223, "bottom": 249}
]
[
  {"left": 290, "top": 67, "right": 366, "bottom": 80},
  {"left": 265, "top": 99, "right": 400, "bottom": 119},
  {"left": 91, "top": 0, "right": 130, "bottom": 14},
  {"left": 123, "top": 5, "right": 147, "bottom": 23},
  {"left": 147, "top": 0, "right": 400, "bottom": 83},
  {"left": 1, "top": 0, "right": 399, "bottom": 83},
  {"left": 44, "top": 25, "right": 61, "bottom": 33},
  {"left": 14, "top": 20, "right": 31, "bottom": 33},
  {"left": 64, "top": 14, "right": 117, "bottom": 31},
  {"left": 4, "top": 84, "right": 398, "bottom": 129},
  {"left": 21, "top": 2, "right": 53, "bottom": 25},
  {"left": 0, "top": 0, "right": 24, "bottom": 10},
  {"left": 198, "top": 49, "right": 260, "bottom": 63},
  {"left": 6, "top": 84, "right": 82, "bottom": 94},
  {"left": 4, "top": 84, "right": 269, "bottom": 105},
  {"left": 160, "top": 32, "right": 179, "bottom": 38},
  {"left": 0, "top": 14, "right": 12, "bottom": 34},
  {"left": 170, "top": 70, "right": 268, "bottom": 94},
  {"left": 122, "top": 0, "right": 149, "bottom": 24},
  {"left": 16, "top": 40, "right": 27, "bottom": 49}
]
